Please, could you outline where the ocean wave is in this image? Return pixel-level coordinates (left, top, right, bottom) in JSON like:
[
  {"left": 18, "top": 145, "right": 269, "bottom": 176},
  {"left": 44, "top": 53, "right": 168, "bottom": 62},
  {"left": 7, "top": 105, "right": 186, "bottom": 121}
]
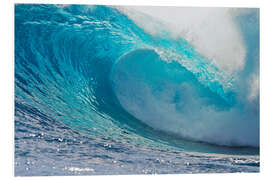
[{"left": 15, "top": 4, "right": 259, "bottom": 151}]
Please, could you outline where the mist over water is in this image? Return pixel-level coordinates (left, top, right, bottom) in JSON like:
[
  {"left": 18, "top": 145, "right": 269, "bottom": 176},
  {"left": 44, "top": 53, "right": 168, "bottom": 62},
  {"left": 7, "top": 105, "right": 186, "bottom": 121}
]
[{"left": 114, "top": 6, "right": 259, "bottom": 147}]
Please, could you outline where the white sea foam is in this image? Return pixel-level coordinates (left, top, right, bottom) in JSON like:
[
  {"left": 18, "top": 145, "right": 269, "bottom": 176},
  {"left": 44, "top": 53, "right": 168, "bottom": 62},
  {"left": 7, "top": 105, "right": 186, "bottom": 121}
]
[{"left": 111, "top": 48, "right": 259, "bottom": 147}]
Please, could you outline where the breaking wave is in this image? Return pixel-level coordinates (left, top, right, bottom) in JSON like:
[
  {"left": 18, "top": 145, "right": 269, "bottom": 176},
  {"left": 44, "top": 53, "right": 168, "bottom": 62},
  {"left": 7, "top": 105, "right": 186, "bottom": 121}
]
[{"left": 15, "top": 4, "right": 259, "bottom": 151}]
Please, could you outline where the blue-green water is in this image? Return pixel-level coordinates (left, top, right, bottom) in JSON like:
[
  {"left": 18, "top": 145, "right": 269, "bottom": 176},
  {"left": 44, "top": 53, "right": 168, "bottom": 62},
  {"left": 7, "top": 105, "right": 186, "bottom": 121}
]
[{"left": 15, "top": 4, "right": 259, "bottom": 176}]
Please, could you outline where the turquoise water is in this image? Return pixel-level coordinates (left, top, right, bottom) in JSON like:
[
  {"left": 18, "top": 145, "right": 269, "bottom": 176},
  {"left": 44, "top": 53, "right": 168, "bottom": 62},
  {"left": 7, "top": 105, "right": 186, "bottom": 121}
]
[{"left": 15, "top": 4, "right": 259, "bottom": 176}]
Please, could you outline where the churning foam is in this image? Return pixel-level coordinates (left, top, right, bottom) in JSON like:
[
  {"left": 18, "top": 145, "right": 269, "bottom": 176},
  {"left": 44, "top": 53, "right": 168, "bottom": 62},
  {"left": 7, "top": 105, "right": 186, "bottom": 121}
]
[{"left": 111, "top": 49, "right": 259, "bottom": 147}]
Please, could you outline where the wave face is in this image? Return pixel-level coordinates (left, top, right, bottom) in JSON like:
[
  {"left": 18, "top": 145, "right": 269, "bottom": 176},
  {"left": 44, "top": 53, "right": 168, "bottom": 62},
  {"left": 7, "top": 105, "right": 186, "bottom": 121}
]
[{"left": 15, "top": 3, "right": 259, "bottom": 160}]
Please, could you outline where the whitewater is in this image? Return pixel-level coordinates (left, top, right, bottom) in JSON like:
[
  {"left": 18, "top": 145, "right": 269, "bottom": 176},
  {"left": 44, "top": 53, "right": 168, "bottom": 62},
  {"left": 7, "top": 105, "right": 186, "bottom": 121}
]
[{"left": 15, "top": 4, "right": 259, "bottom": 175}]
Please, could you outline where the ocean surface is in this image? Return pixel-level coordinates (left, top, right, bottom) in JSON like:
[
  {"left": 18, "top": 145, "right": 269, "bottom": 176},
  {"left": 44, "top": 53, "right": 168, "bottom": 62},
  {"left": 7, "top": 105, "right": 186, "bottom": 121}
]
[{"left": 14, "top": 4, "right": 260, "bottom": 176}]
